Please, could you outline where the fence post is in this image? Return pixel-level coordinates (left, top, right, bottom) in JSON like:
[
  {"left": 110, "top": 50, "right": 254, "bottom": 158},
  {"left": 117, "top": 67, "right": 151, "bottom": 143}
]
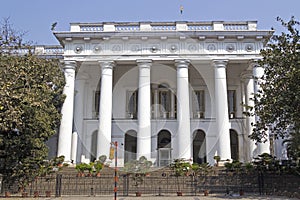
[
  {"left": 258, "top": 171, "right": 264, "bottom": 195},
  {"left": 55, "top": 174, "right": 62, "bottom": 197},
  {"left": 123, "top": 174, "right": 129, "bottom": 196},
  {"left": 0, "top": 174, "right": 2, "bottom": 194}
]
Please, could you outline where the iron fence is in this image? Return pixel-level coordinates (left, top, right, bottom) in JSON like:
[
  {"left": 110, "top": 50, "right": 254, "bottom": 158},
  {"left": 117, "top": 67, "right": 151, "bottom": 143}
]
[{"left": 0, "top": 172, "right": 299, "bottom": 197}]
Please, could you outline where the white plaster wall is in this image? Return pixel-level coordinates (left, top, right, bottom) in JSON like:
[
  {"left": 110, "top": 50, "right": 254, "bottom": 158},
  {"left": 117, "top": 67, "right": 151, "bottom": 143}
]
[
  {"left": 113, "top": 65, "right": 138, "bottom": 119},
  {"left": 75, "top": 61, "right": 252, "bottom": 165}
]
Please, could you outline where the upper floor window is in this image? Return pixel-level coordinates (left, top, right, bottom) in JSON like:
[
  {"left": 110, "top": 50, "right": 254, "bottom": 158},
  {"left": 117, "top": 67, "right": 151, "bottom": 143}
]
[
  {"left": 126, "top": 90, "right": 138, "bottom": 119},
  {"left": 94, "top": 91, "right": 100, "bottom": 118},
  {"left": 93, "top": 78, "right": 101, "bottom": 118},
  {"left": 228, "top": 90, "right": 236, "bottom": 119},
  {"left": 192, "top": 90, "right": 205, "bottom": 118},
  {"left": 159, "top": 90, "right": 171, "bottom": 117}
]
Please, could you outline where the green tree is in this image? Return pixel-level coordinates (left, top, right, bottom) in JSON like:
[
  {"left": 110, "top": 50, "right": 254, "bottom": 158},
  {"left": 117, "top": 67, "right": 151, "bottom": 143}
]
[
  {"left": 0, "top": 19, "right": 65, "bottom": 188},
  {"left": 250, "top": 16, "right": 300, "bottom": 163}
]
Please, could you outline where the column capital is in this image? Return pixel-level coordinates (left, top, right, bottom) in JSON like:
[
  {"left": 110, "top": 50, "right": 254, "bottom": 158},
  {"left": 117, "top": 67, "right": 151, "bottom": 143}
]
[
  {"left": 212, "top": 59, "right": 228, "bottom": 68},
  {"left": 136, "top": 59, "right": 152, "bottom": 67},
  {"left": 98, "top": 61, "right": 115, "bottom": 69},
  {"left": 240, "top": 70, "right": 254, "bottom": 80},
  {"left": 175, "top": 59, "right": 190, "bottom": 68},
  {"left": 249, "top": 59, "right": 261, "bottom": 69},
  {"left": 64, "top": 60, "right": 77, "bottom": 70}
]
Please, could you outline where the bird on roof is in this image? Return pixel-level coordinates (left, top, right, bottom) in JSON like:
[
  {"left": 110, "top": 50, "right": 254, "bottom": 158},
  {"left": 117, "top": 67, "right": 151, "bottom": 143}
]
[{"left": 51, "top": 22, "right": 57, "bottom": 31}]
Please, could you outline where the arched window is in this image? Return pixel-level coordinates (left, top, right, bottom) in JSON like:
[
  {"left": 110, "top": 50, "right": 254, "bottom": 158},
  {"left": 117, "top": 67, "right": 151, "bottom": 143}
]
[
  {"left": 157, "top": 130, "right": 172, "bottom": 166},
  {"left": 193, "top": 130, "right": 206, "bottom": 164},
  {"left": 124, "top": 130, "right": 137, "bottom": 163},
  {"left": 157, "top": 130, "right": 171, "bottom": 148}
]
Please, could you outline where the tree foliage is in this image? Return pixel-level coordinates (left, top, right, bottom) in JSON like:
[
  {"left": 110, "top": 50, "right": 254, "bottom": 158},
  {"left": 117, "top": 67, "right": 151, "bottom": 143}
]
[
  {"left": 0, "top": 18, "right": 65, "bottom": 187},
  {"left": 251, "top": 17, "right": 300, "bottom": 162}
]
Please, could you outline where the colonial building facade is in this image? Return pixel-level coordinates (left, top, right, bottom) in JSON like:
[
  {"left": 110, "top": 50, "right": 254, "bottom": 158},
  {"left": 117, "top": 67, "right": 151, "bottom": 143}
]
[{"left": 51, "top": 21, "right": 276, "bottom": 166}]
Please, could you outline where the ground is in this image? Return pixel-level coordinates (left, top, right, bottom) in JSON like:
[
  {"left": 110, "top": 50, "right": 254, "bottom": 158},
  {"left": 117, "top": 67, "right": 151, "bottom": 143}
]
[{"left": 2, "top": 194, "right": 298, "bottom": 200}]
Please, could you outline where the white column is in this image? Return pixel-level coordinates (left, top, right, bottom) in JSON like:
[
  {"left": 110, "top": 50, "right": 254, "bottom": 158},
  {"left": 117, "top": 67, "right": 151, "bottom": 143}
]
[
  {"left": 74, "top": 75, "right": 88, "bottom": 162},
  {"left": 213, "top": 60, "right": 231, "bottom": 161},
  {"left": 242, "top": 70, "right": 256, "bottom": 160},
  {"left": 97, "top": 61, "right": 114, "bottom": 159},
  {"left": 175, "top": 60, "right": 191, "bottom": 159},
  {"left": 57, "top": 61, "right": 76, "bottom": 162},
  {"left": 71, "top": 131, "right": 78, "bottom": 164},
  {"left": 137, "top": 59, "right": 152, "bottom": 160},
  {"left": 253, "top": 64, "right": 270, "bottom": 155}
]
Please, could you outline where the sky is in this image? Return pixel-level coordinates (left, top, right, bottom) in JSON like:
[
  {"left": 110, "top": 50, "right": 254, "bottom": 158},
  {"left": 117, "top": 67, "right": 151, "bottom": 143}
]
[{"left": 0, "top": 0, "right": 299, "bottom": 45}]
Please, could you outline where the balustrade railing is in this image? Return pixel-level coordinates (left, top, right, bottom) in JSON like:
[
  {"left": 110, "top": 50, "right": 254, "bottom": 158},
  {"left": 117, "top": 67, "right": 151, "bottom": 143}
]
[
  {"left": 151, "top": 25, "right": 176, "bottom": 31},
  {"left": 224, "top": 24, "right": 248, "bottom": 30},
  {"left": 115, "top": 25, "right": 140, "bottom": 31},
  {"left": 80, "top": 25, "right": 104, "bottom": 32},
  {"left": 72, "top": 21, "right": 257, "bottom": 32}
]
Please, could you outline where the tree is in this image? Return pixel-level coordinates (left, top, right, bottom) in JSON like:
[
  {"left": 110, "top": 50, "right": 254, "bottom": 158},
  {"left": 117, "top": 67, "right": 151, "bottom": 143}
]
[
  {"left": 0, "top": 18, "right": 65, "bottom": 188},
  {"left": 250, "top": 16, "right": 300, "bottom": 162}
]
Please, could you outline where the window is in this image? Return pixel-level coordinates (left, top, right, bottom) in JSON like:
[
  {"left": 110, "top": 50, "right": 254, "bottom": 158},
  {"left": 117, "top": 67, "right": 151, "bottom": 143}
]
[
  {"left": 230, "top": 130, "right": 239, "bottom": 161},
  {"left": 159, "top": 90, "right": 171, "bottom": 118},
  {"left": 126, "top": 91, "right": 138, "bottom": 119},
  {"left": 227, "top": 90, "right": 236, "bottom": 118},
  {"left": 94, "top": 78, "right": 101, "bottom": 118},
  {"left": 94, "top": 91, "right": 100, "bottom": 118},
  {"left": 193, "top": 90, "right": 205, "bottom": 118}
]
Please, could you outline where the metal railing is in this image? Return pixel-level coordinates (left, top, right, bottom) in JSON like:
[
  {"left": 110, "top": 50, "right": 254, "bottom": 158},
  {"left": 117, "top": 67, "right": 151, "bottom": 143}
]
[{"left": 1, "top": 171, "right": 299, "bottom": 197}]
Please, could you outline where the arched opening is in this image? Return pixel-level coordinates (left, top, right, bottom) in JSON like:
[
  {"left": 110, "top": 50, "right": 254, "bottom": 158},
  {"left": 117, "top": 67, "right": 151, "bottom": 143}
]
[
  {"left": 193, "top": 130, "right": 206, "bottom": 164},
  {"left": 91, "top": 131, "right": 97, "bottom": 162},
  {"left": 124, "top": 130, "right": 137, "bottom": 163},
  {"left": 158, "top": 130, "right": 171, "bottom": 148},
  {"left": 157, "top": 130, "right": 172, "bottom": 166},
  {"left": 230, "top": 129, "right": 239, "bottom": 161}
]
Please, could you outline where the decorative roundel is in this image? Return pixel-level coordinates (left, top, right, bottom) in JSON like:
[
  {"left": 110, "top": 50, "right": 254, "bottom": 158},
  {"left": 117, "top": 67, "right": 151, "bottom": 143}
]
[
  {"left": 207, "top": 44, "right": 216, "bottom": 51},
  {"left": 74, "top": 46, "right": 83, "bottom": 53},
  {"left": 131, "top": 45, "right": 140, "bottom": 52},
  {"left": 112, "top": 45, "right": 121, "bottom": 52},
  {"left": 188, "top": 44, "right": 197, "bottom": 51},
  {"left": 94, "top": 45, "right": 102, "bottom": 52},
  {"left": 226, "top": 44, "right": 235, "bottom": 52},
  {"left": 170, "top": 45, "right": 177, "bottom": 52},
  {"left": 245, "top": 44, "right": 254, "bottom": 52}
]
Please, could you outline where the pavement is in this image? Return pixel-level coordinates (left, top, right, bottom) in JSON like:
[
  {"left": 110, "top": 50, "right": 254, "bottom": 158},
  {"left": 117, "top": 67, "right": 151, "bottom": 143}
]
[{"left": 2, "top": 194, "right": 297, "bottom": 200}]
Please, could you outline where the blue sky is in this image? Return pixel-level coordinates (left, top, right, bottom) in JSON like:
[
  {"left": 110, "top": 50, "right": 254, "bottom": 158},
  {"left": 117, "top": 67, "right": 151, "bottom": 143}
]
[{"left": 1, "top": 0, "right": 299, "bottom": 45}]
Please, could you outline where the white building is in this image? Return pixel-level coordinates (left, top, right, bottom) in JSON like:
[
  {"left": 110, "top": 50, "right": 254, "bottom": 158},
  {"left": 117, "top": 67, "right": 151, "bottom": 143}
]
[{"left": 52, "top": 21, "right": 275, "bottom": 166}]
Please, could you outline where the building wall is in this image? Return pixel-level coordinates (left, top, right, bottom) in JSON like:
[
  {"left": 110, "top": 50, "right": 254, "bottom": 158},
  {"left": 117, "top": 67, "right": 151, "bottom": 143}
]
[
  {"left": 54, "top": 21, "right": 274, "bottom": 166},
  {"left": 71, "top": 60, "right": 249, "bottom": 165}
]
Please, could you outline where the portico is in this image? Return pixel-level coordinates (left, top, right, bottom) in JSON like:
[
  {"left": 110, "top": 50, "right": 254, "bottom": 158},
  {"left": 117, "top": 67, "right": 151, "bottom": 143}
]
[{"left": 54, "top": 21, "right": 273, "bottom": 166}]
